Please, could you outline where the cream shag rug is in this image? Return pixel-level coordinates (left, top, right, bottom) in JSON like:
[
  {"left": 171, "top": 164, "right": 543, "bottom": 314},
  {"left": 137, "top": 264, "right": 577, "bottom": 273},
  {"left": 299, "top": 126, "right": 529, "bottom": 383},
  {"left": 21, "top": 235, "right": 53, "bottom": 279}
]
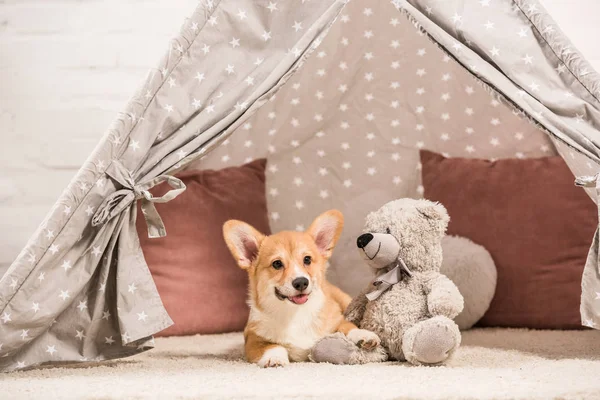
[{"left": 2, "top": 328, "right": 600, "bottom": 400}]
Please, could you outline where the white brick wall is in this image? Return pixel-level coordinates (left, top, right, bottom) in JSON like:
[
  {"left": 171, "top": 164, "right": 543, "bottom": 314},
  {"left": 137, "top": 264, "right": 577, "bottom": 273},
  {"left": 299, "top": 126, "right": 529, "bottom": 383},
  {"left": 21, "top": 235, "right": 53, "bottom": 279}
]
[{"left": 1, "top": 0, "right": 599, "bottom": 276}]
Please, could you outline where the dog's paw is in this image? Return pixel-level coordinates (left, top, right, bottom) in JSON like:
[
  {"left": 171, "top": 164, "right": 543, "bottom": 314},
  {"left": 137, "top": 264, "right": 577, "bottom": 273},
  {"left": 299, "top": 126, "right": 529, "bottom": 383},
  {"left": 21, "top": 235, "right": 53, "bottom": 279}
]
[
  {"left": 347, "top": 329, "right": 381, "bottom": 350},
  {"left": 257, "top": 346, "right": 290, "bottom": 368}
]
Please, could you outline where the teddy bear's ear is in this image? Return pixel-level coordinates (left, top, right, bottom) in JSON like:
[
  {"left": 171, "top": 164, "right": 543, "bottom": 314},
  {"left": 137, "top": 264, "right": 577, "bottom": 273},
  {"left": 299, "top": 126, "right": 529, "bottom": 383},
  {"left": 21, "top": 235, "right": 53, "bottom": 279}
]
[{"left": 417, "top": 202, "right": 450, "bottom": 229}]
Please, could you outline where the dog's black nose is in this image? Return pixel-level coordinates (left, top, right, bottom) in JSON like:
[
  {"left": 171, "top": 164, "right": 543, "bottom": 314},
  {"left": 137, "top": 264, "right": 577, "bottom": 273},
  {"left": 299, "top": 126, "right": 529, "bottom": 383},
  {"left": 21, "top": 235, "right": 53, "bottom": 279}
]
[
  {"left": 292, "top": 277, "right": 309, "bottom": 292},
  {"left": 357, "top": 233, "right": 374, "bottom": 249}
]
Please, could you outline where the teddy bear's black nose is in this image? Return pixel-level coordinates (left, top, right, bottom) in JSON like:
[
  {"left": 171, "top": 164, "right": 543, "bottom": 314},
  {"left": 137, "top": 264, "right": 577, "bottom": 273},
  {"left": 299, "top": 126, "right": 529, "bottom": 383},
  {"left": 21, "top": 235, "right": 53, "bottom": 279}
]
[{"left": 357, "top": 233, "right": 373, "bottom": 249}]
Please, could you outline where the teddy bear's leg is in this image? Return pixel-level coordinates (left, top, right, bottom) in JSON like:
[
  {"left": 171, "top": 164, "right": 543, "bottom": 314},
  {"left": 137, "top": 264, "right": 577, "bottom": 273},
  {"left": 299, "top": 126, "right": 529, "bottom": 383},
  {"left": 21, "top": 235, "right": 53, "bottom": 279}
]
[
  {"left": 310, "top": 333, "right": 388, "bottom": 364},
  {"left": 401, "top": 316, "right": 461, "bottom": 365}
]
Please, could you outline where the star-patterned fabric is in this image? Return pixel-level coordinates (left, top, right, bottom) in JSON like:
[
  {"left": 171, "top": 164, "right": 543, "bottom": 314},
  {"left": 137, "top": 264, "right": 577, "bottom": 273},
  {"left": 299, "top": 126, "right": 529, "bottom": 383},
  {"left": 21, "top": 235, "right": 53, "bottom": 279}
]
[
  {"left": 2, "top": 0, "right": 600, "bottom": 373},
  {"left": 0, "top": 0, "right": 346, "bottom": 372},
  {"left": 193, "top": 0, "right": 560, "bottom": 296}
]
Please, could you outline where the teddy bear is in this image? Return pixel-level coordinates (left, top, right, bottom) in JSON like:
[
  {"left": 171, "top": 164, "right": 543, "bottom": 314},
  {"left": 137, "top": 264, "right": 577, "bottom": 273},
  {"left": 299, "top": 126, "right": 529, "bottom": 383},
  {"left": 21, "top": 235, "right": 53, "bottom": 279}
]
[{"left": 310, "top": 198, "right": 467, "bottom": 365}]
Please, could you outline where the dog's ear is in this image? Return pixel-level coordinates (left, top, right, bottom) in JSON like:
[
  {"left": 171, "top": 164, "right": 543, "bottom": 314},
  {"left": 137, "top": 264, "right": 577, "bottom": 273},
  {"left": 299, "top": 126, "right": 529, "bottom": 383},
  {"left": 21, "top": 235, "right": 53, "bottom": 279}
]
[
  {"left": 223, "top": 220, "right": 265, "bottom": 269},
  {"left": 307, "top": 210, "right": 344, "bottom": 259}
]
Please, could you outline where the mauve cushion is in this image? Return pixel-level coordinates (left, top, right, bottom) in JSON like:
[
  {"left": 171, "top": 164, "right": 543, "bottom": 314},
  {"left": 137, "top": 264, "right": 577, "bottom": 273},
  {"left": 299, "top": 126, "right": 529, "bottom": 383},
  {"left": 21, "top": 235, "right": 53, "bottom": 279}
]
[
  {"left": 420, "top": 150, "right": 596, "bottom": 329},
  {"left": 136, "top": 159, "right": 270, "bottom": 336}
]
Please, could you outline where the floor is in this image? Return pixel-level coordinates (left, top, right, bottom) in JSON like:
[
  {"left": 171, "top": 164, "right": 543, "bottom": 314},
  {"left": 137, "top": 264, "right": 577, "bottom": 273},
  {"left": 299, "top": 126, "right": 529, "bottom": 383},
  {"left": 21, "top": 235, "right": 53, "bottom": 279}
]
[{"left": 2, "top": 328, "right": 600, "bottom": 399}]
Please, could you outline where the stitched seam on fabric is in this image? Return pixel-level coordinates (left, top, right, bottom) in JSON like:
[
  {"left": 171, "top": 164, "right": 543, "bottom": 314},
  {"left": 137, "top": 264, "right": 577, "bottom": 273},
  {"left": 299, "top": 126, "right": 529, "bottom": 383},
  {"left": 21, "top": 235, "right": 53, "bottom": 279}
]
[
  {"left": 512, "top": 1, "right": 600, "bottom": 105},
  {"left": 0, "top": 2, "right": 222, "bottom": 316}
]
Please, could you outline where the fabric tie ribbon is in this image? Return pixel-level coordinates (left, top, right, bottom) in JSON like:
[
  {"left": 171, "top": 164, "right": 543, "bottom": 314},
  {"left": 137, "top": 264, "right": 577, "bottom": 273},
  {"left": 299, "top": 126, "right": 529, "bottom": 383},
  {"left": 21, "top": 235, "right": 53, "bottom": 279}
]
[
  {"left": 575, "top": 173, "right": 600, "bottom": 190},
  {"left": 365, "top": 258, "right": 413, "bottom": 301},
  {"left": 91, "top": 160, "right": 186, "bottom": 238}
]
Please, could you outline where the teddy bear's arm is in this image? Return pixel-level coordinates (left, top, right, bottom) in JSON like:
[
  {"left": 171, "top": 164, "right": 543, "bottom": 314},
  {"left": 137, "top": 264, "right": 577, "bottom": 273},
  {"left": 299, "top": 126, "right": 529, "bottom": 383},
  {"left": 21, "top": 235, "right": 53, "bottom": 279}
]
[
  {"left": 425, "top": 274, "right": 464, "bottom": 319},
  {"left": 343, "top": 288, "right": 370, "bottom": 325}
]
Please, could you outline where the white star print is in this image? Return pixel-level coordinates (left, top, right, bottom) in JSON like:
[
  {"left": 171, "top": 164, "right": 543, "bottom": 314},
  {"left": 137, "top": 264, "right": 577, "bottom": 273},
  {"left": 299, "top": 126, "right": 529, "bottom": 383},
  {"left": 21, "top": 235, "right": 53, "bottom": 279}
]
[
  {"left": 1, "top": 312, "right": 11, "bottom": 323},
  {"left": 489, "top": 46, "right": 500, "bottom": 58},
  {"left": 48, "top": 244, "right": 60, "bottom": 256},
  {"left": 46, "top": 230, "right": 54, "bottom": 239},
  {"left": 343, "top": 180, "right": 352, "bottom": 188},
  {"left": 38, "top": 272, "right": 45, "bottom": 282},
  {"left": 484, "top": 21, "right": 494, "bottom": 30},
  {"left": 529, "top": 81, "right": 540, "bottom": 92},
  {"left": 129, "top": 139, "right": 140, "bottom": 152},
  {"left": 262, "top": 31, "right": 272, "bottom": 41},
  {"left": 128, "top": 283, "right": 137, "bottom": 294},
  {"left": 416, "top": 69, "right": 426, "bottom": 77},
  {"left": 137, "top": 311, "right": 148, "bottom": 322},
  {"left": 32, "top": 302, "right": 40, "bottom": 313},
  {"left": 293, "top": 21, "right": 303, "bottom": 32},
  {"left": 63, "top": 205, "right": 71, "bottom": 215},
  {"left": 295, "top": 201, "right": 304, "bottom": 210},
  {"left": 84, "top": 205, "right": 94, "bottom": 217},
  {"left": 319, "top": 168, "right": 328, "bottom": 176},
  {"left": 9, "top": 278, "right": 17, "bottom": 289},
  {"left": 59, "top": 290, "right": 70, "bottom": 301},
  {"left": 393, "top": 176, "right": 402, "bottom": 185},
  {"left": 522, "top": 54, "right": 533, "bottom": 64},
  {"left": 267, "top": 2, "right": 278, "bottom": 12},
  {"left": 105, "top": 336, "right": 115, "bottom": 345},
  {"left": 76, "top": 330, "right": 85, "bottom": 340},
  {"left": 122, "top": 332, "right": 131, "bottom": 343},
  {"left": 480, "top": 0, "right": 490, "bottom": 5},
  {"left": 390, "top": 40, "right": 400, "bottom": 49},
  {"left": 465, "top": 108, "right": 474, "bottom": 115},
  {"left": 319, "top": 190, "right": 329, "bottom": 199},
  {"left": 77, "top": 301, "right": 87, "bottom": 312},
  {"left": 46, "top": 345, "right": 57, "bottom": 355},
  {"left": 237, "top": 9, "right": 247, "bottom": 20},
  {"left": 490, "top": 138, "right": 500, "bottom": 146},
  {"left": 61, "top": 260, "right": 72, "bottom": 272},
  {"left": 102, "top": 310, "right": 111, "bottom": 320},
  {"left": 225, "top": 64, "right": 235, "bottom": 75},
  {"left": 20, "top": 329, "right": 29, "bottom": 340},
  {"left": 451, "top": 13, "right": 463, "bottom": 24},
  {"left": 230, "top": 37, "right": 240, "bottom": 48},
  {"left": 202, "top": 44, "right": 210, "bottom": 54}
]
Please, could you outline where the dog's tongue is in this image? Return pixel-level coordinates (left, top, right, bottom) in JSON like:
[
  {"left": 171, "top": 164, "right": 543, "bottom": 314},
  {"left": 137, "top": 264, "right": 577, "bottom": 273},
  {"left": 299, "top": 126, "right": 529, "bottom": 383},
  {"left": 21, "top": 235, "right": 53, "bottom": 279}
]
[{"left": 289, "top": 294, "right": 309, "bottom": 305}]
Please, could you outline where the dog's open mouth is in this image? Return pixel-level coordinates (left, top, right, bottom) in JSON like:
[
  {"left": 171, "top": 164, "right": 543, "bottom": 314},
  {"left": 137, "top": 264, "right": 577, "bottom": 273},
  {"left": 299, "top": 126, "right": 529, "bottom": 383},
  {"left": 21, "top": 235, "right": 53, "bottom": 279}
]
[
  {"left": 363, "top": 242, "right": 381, "bottom": 260},
  {"left": 275, "top": 288, "right": 310, "bottom": 305}
]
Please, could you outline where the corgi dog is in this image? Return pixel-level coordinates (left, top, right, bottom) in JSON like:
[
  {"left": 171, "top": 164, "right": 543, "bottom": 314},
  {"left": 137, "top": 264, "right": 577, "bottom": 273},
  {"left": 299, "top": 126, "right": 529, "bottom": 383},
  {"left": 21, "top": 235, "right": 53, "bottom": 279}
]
[{"left": 223, "top": 210, "right": 380, "bottom": 367}]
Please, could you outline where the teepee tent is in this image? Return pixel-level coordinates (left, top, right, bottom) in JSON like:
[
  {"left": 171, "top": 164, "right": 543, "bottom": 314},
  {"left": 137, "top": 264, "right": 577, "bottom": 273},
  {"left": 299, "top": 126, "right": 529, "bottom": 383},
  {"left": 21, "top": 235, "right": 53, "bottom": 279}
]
[{"left": 1, "top": 0, "right": 600, "bottom": 372}]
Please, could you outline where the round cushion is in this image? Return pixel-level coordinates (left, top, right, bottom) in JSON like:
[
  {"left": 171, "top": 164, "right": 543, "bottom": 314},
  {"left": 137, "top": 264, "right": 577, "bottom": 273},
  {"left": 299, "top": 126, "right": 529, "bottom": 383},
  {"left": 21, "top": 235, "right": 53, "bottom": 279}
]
[{"left": 440, "top": 235, "right": 497, "bottom": 330}]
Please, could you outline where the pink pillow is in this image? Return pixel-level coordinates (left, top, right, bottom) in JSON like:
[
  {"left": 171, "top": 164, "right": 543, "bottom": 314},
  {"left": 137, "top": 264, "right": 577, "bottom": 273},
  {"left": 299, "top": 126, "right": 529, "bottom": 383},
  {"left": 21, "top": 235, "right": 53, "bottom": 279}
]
[
  {"left": 420, "top": 150, "right": 596, "bottom": 329},
  {"left": 137, "top": 159, "right": 270, "bottom": 336}
]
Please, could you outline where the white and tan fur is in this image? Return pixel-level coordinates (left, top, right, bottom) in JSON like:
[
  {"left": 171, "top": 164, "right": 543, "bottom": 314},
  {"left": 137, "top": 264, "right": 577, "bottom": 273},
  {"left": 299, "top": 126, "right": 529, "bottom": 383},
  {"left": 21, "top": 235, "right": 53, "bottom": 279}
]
[{"left": 223, "top": 210, "right": 380, "bottom": 367}]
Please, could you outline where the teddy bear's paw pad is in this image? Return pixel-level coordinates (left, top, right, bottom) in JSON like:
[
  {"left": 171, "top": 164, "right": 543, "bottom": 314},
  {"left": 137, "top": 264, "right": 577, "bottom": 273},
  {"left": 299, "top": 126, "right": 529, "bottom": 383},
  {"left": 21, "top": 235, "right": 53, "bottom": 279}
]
[
  {"left": 257, "top": 347, "right": 290, "bottom": 368},
  {"left": 412, "top": 322, "right": 458, "bottom": 365},
  {"left": 347, "top": 329, "right": 381, "bottom": 351},
  {"left": 310, "top": 334, "right": 356, "bottom": 364}
]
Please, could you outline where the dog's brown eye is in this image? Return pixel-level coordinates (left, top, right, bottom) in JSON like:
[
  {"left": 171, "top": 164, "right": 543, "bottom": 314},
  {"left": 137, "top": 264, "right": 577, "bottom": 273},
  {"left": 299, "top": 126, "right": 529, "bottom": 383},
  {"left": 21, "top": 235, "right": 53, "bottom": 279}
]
[
  {"left": 272, "top": 260, "right": 284, "bottom": 270},
  {"left": 303, "top": 256, "right": 312, "bottom": 266},
  {"left": 386, "top": 227, "right": 391, "bottom": 234}
]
